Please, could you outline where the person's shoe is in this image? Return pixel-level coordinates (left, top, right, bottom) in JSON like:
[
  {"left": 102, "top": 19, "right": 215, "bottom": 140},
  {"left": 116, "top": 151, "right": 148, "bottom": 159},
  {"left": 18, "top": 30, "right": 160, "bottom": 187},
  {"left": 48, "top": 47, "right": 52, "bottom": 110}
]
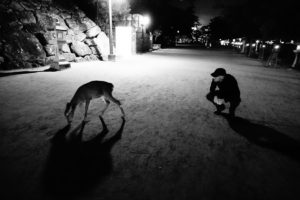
[
  {"left": 214, "top": 104, "right": 225, "bottom": 115},
  {"left": 214, "top": 110, "right": 222, "bottom": 115}
]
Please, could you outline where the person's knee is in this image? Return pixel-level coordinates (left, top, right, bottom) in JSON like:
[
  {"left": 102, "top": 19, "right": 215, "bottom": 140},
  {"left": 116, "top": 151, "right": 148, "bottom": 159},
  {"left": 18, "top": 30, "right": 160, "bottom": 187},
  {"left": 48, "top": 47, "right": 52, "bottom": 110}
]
[{"left": 206, "top": 93, "right": 214, "bottom": 101}]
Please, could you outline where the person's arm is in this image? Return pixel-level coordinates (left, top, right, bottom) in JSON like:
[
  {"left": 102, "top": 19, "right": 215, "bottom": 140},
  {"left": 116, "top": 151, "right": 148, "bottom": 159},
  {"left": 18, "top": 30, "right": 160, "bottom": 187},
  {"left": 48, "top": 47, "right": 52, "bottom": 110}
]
[{"left": 210, "top": 79, "right": 217, "bottom": 93}]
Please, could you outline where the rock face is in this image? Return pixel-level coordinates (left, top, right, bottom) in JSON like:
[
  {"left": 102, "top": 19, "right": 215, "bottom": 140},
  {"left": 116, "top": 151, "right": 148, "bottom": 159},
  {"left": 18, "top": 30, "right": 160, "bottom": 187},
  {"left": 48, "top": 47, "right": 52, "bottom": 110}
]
[
  {"left": 0, "top": 0, "right": 109, "bottom": 70},
  {"left": 71, "top": 41, "right": 92, "bottom": 57}
]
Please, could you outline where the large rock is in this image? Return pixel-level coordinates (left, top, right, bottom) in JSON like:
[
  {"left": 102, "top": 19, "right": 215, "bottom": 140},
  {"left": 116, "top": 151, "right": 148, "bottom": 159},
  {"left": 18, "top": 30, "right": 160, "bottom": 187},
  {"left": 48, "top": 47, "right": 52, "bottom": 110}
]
[
  {"left": 0, "top": 0, "right": 108, "bottom": 70},
  {"left": 2, "top": 30, "right": 46, "bottom": 68},
  {"left": 90, "top": 46, "right": 97, "bottom": 55},
  {"left": 10, "top": 1, "right": 24, "bottom": 11},
  {"left": 62, "top": 53, "right": 76, "bottom": 62},
  {"left": 60, "top": 12, "right": 72, "bottom": 20},
  {"left": 19, "top": 2, "right": 35, "bottom": 11},
  {"left": 65, "top": 18, "right": 88, "bottom": 32},
  {"left": 19, "top": 11, "right": 36, "bottom": 24},
  {"left": 75, "top": 57, "right": 85, "bottom": 62},
  {"left": 84, "top": 54, "right": 99, "bottom": 61},
  {"left": 92, "top": 31, "right": 109, "bottom": 60},
  {"left": 71, "top": 41, "right": 92, "bottom": 57},
  {"left": 23, "top": 23, "right": 44, "bottom": 34},
  {"left": 44, "top": 44, "right": 56, "bottom": 56},
  {"left": 45, "top": 56, "right": 56, "bottom": 65},
  {"left": 81, "top": 17, "right": 97, "bottom": 30},
  {"left": 84, "top": 39, "right": 95, "bottom": 46},
  {"left": 86, "top": 26, "right": 101, "bottom": 38},
  {"left": 36, "top": 11, "right": 56, "bottom": 31},
  {"left": 61, "top": 43, "right": 71, "bottom": 53},
  {"left": 74, "top": 31, "right": 86, "bottom": 42}
]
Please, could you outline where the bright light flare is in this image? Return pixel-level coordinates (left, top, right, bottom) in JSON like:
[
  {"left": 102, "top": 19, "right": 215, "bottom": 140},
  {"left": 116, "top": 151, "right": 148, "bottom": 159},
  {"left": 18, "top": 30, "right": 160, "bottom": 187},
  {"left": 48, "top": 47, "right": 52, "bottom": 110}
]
[
  {"left": 274, "top": 45, "right": 280, "bottom": 49},
  {"left": 141, "top": 15, "right": 151, "bottom": 27},
  {"left": 116, "top": 26, "right": 132, "bottom": 56},
  {"left": 296, "top": 45, "right": 300, "bottom": 51}
]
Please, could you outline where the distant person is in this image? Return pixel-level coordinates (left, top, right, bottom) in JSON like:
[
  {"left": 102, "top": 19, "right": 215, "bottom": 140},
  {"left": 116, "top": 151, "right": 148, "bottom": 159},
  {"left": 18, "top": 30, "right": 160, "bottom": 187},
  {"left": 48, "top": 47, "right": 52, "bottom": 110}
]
[{"left": 206, "top": 68, "right": 241, "bottom": 117}]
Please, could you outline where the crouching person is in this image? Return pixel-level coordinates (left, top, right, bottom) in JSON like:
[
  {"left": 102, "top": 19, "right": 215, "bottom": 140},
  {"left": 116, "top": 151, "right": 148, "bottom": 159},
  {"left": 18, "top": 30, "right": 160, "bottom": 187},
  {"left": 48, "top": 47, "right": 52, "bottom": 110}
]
[{"left": 206, "top": 68, "right": 241, "bottom": 117}]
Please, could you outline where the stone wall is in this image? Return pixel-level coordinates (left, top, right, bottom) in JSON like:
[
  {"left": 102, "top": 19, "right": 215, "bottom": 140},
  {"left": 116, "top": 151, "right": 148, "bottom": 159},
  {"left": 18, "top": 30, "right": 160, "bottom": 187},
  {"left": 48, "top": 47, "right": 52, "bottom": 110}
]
[{"left": 0, "top": 0, "right": 109, "bottom": 70}]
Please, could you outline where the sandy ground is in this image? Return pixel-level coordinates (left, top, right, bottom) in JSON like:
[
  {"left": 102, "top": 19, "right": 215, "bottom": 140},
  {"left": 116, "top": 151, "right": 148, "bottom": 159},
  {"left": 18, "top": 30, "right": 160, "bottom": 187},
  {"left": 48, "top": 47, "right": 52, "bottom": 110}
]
[{"left": 1, "top": 48, "right": 300, "bottom": 200}]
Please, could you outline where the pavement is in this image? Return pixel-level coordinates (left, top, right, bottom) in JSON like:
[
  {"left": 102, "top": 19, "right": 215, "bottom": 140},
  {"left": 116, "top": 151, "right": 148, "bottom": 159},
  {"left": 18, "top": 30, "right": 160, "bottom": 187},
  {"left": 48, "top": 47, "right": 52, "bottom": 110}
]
[{"left": 1, "top": 48, "right": 300, "bottom": 200}]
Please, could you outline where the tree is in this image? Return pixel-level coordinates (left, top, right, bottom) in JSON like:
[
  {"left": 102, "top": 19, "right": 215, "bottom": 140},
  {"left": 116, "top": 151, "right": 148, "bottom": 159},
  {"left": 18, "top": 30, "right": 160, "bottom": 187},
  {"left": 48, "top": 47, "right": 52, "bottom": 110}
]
[{"left": 130, "top": 0, "right": 198, "bottom": 41}]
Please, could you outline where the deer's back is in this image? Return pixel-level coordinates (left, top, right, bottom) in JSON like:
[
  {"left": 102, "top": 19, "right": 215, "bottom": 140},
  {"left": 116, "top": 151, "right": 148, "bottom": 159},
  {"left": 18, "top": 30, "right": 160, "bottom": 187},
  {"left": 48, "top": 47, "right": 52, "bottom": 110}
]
[{"left": 72, "top": 81, "right": 113, "bottom": 103}]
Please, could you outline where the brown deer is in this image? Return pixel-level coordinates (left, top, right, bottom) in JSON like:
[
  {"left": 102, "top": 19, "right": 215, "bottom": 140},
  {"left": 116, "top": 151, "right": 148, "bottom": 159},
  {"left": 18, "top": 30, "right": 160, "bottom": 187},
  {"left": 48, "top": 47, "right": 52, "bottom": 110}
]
[{"left": 64, "top": 81, "right": 125, "bottom": 124}]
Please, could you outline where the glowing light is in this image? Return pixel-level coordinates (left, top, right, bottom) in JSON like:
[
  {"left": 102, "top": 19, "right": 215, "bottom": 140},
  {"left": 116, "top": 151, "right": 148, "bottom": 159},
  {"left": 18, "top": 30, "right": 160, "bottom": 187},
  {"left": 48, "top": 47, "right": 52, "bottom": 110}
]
[
  {"left": 256, "top": 40, "right": 260, "bottom": 43},
  {"left": 252, "top": 43, "right": 256, "bottom": 47},
  {"left": 116, "top": 26, "right": 132, "bottom": 56},
  {"left": 262, "top": 45, "right": 266, "bottom": 48},
  {"left": 246, "top": 43, "right": 250, "bottom": 46},
  {"left": 297, "top": 45, "right": 300, "bottom": 51},
  {"left": 274, "top": 45, "right": 280, "bottom": 49},
  {"left": 141, "top": 15, "right": 151, "bottom": 27},
  {"left": 220, "top": 39, "right": 230, "bottom": 46}
]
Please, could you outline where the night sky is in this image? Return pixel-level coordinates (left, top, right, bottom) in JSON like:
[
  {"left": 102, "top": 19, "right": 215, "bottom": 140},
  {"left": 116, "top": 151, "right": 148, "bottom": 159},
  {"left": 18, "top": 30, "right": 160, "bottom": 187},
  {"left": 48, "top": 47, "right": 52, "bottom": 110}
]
[
  {"left": 132, "top": 0, "right": 249, "bottom": 25},
  {"left": 193, "top": 0, "right": 247, "bottom": 25}
]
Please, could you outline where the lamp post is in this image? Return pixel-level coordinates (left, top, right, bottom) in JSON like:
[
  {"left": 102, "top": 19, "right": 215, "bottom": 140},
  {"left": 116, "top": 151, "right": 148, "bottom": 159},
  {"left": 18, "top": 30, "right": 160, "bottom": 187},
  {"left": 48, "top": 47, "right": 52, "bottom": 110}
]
[
  {"left": 140, "top": 15, "right": 151, "bottom": 52},
  {"left": 108, "top": 0, "right": 115, "bottom": 61},
  {"left": 292, "top": 44, "right": 300, "bottom": 68},
  {"left": 266, "top": 44, "right": 280, "bottom": 67},
  {"left": 259, "top": 44, "right": 266, "bottom": 59}
]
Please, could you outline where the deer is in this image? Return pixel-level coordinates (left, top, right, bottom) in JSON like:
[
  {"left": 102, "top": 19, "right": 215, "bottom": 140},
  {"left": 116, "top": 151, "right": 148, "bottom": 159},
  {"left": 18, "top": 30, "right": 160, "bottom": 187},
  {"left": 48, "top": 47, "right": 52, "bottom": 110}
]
[{"left": 64, "top": 81, "right": 125, "bottom": 124}]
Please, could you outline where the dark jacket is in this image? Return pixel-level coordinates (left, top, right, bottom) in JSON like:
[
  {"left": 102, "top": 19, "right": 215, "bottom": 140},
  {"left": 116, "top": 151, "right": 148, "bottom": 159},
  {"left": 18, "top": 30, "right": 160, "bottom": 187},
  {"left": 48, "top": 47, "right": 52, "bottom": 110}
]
[{"left": 210, "top": 74, "right": 241, "bottom": 102}]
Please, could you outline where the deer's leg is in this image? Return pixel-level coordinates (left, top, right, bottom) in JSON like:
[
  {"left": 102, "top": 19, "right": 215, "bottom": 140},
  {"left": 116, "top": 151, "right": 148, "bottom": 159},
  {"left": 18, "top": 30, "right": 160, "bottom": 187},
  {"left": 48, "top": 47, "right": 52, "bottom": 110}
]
[
  {"left": 99, "top": 115, "right": 108, "bottom": 132},
  {"left": 83, "top": 99, "right": 90, "bottom": 122},
  {"left": 105, "top": 92, "right": 125, "bottom": 117},
  {"left": 99, "top": 97, "right": 110, "bottom": 117}
]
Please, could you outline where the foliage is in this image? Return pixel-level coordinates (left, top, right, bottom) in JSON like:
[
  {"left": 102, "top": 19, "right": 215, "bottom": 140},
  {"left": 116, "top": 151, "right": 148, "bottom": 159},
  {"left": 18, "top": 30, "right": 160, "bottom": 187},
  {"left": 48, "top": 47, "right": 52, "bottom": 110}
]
[{"left": 130, "top": 0, "right": 198, "bottom": 40}]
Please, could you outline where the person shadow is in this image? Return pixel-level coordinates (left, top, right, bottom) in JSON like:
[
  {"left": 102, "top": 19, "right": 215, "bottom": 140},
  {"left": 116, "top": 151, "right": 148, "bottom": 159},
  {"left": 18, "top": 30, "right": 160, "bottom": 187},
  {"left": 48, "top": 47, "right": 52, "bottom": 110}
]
[
  {"left": 42, "top": 117, "right": 126, "bottom": 197},
  {"left": 221, "top": 113, "right": 300, "bottom": 162}
]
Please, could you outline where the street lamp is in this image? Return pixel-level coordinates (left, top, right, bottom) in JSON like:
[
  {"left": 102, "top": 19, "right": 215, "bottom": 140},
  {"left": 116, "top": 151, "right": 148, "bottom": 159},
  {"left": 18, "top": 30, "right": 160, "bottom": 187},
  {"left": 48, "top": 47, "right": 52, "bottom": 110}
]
[
  {"left": 140, "top": 15, "right": 151, "bottom": 52},
  {"left": 108, "top": 0, "right": 115, "bottom": 61},
  {"left": 141, "top": 15, "right": 151, "bottom": 27}
]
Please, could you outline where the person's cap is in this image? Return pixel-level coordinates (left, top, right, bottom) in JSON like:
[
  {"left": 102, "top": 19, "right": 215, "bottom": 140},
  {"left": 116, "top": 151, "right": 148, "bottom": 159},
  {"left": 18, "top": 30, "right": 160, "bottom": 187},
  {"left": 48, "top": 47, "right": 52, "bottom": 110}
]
[{"left": 211, "top": 68, "right": 226, "bottom": 77}]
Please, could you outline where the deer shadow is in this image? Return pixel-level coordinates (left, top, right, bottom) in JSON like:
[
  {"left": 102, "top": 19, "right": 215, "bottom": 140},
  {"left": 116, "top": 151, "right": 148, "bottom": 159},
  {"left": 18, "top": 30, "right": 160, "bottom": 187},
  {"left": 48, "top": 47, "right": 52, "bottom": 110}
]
[
  {"left": 42, "top": 117, "right": 125, "bottom": 197},
  {"left": 221, "top": 113, "right": 300, "bottom": 162}
]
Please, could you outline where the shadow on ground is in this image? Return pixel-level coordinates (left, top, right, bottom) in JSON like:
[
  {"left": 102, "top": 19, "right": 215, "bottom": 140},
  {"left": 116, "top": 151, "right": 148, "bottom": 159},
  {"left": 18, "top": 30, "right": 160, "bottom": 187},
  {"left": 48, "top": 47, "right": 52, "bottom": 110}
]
[
  {"left": 0, "top": 71, "right": 41, "bottom": 77},
  {"left": 222, "top": 114, "right": 300, "bottom": 162},
  {"left": 42, "top": 117, "right": 125, "bottom": 197},
  {"left": 0, "top": 67, "right": 68, "bottom": 77}
]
